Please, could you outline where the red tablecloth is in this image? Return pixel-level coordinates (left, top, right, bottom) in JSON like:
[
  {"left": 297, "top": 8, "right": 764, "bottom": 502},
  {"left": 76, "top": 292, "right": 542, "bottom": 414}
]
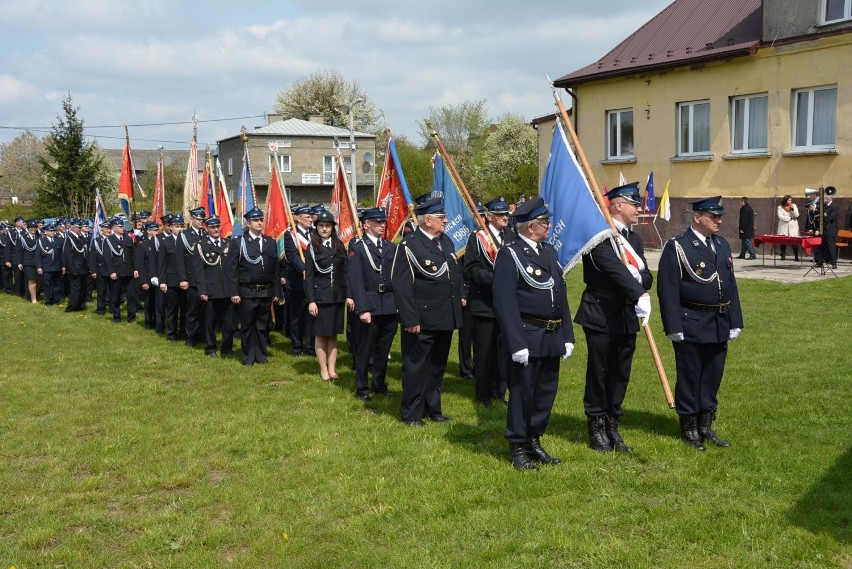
[{"left": 753, "top": 234, "right": 822, "bottom": 254}]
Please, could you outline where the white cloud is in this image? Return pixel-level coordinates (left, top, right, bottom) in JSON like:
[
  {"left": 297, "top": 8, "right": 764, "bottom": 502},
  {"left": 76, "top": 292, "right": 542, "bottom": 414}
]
[{"left": 0, "top": 74, "right": 39, "bottom": 105}]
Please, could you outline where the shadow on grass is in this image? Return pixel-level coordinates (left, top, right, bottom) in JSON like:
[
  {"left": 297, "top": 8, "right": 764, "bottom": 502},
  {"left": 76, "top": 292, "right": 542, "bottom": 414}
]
[
  {"left": 623, "top": 409, "right": 680, "bottom": 440},
  {"left": 787, "top": 445, "right": 852, "bottom": 544}
]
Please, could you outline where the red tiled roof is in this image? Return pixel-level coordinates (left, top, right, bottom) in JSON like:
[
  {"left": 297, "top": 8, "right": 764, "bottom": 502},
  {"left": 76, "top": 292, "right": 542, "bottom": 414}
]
[{"left": 554, "top": 0, "right": 762, "bottom": 87}]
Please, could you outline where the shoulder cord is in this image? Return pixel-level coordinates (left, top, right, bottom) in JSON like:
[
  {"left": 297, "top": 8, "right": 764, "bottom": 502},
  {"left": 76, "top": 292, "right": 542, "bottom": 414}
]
[
  {"left": 180, "top": 232, "right": 195, "bottom": 254},
  {"left": 93, "top": 238, "right": 104, "bottom": 256},
  {"left": 506, "top": 246, "right": 554, "bottom": 290},
  {"left": 405, "top": 246, "right": 448, "bottom": 278},
  {"left": 239, "top": 237, "right": 263, "bottom": 266},
  {"left": 476, "top": 232, "right": 495, "bottom": 267},
  {"left": 67, "top": 234, "right": 87, "bottom": 254},
  {"left": 19, "top": 235, "right": 37, "bottom": 252},
  {"left": 672, "top": 240, "right": 723, "bottom": 297},
  {"left": 361, "top": 240, "right": 380, "bottom": 273},
  {"left": 105, "top": 236, "right": 124, "bottom": 258},
  {"left": 38, "top": 239, "right": 55, "bottom": 256},
  {"left": 197, "top": 242, "right": 222, "bottom": 267}
]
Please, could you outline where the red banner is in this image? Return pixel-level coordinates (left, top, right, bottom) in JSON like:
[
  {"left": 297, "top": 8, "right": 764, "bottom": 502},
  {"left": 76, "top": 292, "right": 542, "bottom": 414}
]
[
  {"left": 117, "top": 143, "right": 133, "bottom": 215},
  {"left": 264, "top": 166, "right": 291, "bottom": 259},
  {"left": 376, "top": 137, "right": 409, "bottom": 239},
  {"left": 331, "top": 159, "right": 357, "bottom": 245}
]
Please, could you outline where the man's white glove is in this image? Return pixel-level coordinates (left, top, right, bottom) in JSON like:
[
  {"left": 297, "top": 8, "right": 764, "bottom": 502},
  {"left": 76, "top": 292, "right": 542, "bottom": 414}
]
[
  {"left": 729, "top": 328, "right": 741, "bottom": 341},
  {"left": 627, "top": 264, "right": 642, "bottom": 283},
  {"left": 563, "top": 342, "right": 574, "bottom": 360},
  {"left": 511, "top": 348, "right": 529, "bottom": 366},
  {"left": 667, "top": 332, "right": 684, "bottom": 342},
  {"left": 150, "top": 277, "right": 159, "bottom": 286},
  {"left": 634, "top": 294, "right": 651, "bottom": 324}
]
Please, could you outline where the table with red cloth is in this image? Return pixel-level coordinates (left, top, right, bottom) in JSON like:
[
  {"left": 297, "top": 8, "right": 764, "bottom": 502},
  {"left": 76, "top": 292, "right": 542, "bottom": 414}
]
[{"left": 752, "top": 234, "right": 822, "bottom": 266}]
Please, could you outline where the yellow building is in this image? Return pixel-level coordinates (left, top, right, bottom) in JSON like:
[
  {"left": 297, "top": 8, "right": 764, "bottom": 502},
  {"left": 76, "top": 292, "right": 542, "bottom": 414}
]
[{"left": 551, "top": 0, "right": 851, "bottom": 238}]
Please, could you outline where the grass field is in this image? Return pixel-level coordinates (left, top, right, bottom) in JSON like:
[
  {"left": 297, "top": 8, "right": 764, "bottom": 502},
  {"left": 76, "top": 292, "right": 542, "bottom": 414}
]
[{"left": 0, "top": 271, "right": 850, "bottom": 568}]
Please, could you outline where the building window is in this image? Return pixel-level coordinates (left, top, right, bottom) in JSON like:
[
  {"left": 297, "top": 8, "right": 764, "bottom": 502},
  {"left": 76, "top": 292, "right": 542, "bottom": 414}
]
[
  {"left": 677, "top": 100, "right": 710, "bottom": 156},
  {"left": 606, "top": 109, "right": 634, "bottom": 159},
  {"left": 792, "top": 86, "right": 837, "bottom": 149},
  {"left": 227, "top": 157, "right": 233, "bottom": 176},
  {"left": 323, "top": 155, "right": 351, "bottom": 183},
  {"left": 823, "top": 0, "right": 851, "bottom": 23},
  {"left": 731, "top": 94, "right": 768, "bottom": 153},
  {"left": 268, "top": 155, "right": 291, "bottom": 173}
]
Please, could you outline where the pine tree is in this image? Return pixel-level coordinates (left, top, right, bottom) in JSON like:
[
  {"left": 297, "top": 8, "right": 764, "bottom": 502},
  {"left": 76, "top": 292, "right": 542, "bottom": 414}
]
[{"left": 37, "top": 93, "right": 112, "bottom": 217}]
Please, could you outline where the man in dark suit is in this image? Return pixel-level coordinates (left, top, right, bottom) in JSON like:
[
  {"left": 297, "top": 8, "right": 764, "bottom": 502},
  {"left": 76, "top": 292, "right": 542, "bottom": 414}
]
[
  {"left": 0, "top": 224, "right": 14, "bottom": 294},
  {"left": 158, "top": 214, "right": 189, "bottom": 341},
  {"left": 136, "top": 221, "right": 162, "bottom": 330},
  {"left": 62, "top": 219, "right": 90, "bottom": 312},
  {"left": 493, "top": 197, "right": 574, "bottom": 471},
  {"left": 574, "top": 183, "right": 653, "bottom": 452},
  {"left": 180, "top": 207, "right": 207, "bottom": 346},
  {"left": 283, "top": 205, "right": 315, "bottom": 356},
  {"left": 736, "top": 196, "right": 756, "bottom": 260},
  {"left": 88, "top": 221, "right": 112, "bottom": 315},
  {"left": 658, "top": 197, "right": 744, "bottom": 451},
  {"left": 103, "top": 217, "right": 137, "bottom": 323},
  {"left": 391, "top": 197, "right": 464, "bottom": 426},
  {"left": 194, "top": 216, "right": 237, "bottom": 358},
  {"left": 227, "top": 208, "right": 281, "bottom": 366},
  {"left": 9, "top": 216, "right": 26, "bottom": 297},
  {"left": 15, "top": 219, "right": 40, "bottom": 303},
  {"left": 347, "top": 207, "right": 398, "bottom": 401},
  {"left": 463, "top": 197, "right": 517, "bottom": 407},
  {"left": 36, "top": 223, "right": 64, "bottom": 306},
  {"left": 820, "top": 189, "right": 839, "bottom": 269}
]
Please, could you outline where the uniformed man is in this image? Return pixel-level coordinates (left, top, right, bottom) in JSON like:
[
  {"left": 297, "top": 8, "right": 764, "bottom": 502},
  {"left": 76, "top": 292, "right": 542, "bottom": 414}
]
[
  {"left": 36, "top": 223, "right": 64, "bottom": 306},
  {"left": 0, "top": 224, "right": 15, "bottom": 294},
  {"left": 158, "top": 214, "right": 189, "bottom": 341},
  {"left": 658, "top": 196, "right": 743, "bottom": 451},
  {"left": 193, "top": 216, "right": 237, "bottom": 358},
  {"left": 104, "top": 217, "right": 138, "bottom": 323},
  {"left": 180, "top": 207, "right": 207, "bottom": 346},
  {"left": 62, "top": 218, "right": 89, "bottom": 312},
  {"left": 15, "top": 219, "right": 40, "bottom": 303},
  {"left": 136, "top": 221, "right": 162, "bottom": 330},
  {"left": 493, "top": 197, "right": 574, "bottom": 471},
  {"left": 463, "top": 197, "right": 517, "bottom": 406},
  {"left": 283, "top": 205, "right": 315, "bottom": 356},
  {"left": 457, "top": 204, "right": 479, "bottom": 382},
  {"left": 391, "top": 197, "right": 464, "bottom": 426},
  {"left": 10, "top": 216, "right": 26, "bottom": 297},
  {"left": 574, "top": 183, "right": 653, "bottom": 452},
  {"left": 347, "top": 207, "right": 398, "bottom": 401},
  {"left": 88, "top": 221, "right": 112, "bottom": 316},
  {"left": 227, "top": 208, "right": 281, "bottom": 366}
]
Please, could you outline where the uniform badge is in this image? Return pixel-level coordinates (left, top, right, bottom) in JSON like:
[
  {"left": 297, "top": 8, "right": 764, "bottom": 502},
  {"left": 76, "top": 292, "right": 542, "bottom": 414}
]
[
  {"left": 223, "top": 247, "right": 229, "bottom": 255},
  {"left": 699, "top": 261, "right": 705, "bottom": 268},
  {"left": 431, "top": 265, "right": 437, "bottom": 272},
  {"left": 692, "top": 240, "right": 700, "bottom": 247},
  {"left": 526, "top": 265, "right": 534, "bottom": 274},
  {"left": 696, "top": 268, "right": 703, "bottom": 276},
  {"left": 535, "top": 269, "right": 542, "bottom": 276},
  {"left": 425, "top": 259, "right": 431, "bottom": 266}
]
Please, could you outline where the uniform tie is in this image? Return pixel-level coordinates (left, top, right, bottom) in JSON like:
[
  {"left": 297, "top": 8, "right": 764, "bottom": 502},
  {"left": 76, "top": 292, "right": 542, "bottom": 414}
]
[{"left": 621, "top": 227, "right": 629, "bottom": 239}]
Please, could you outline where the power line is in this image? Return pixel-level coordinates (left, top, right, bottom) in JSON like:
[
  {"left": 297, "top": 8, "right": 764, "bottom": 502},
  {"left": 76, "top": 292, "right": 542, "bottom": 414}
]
[{"left": 0, "top": 113, "right": 267, "bottom": 132}]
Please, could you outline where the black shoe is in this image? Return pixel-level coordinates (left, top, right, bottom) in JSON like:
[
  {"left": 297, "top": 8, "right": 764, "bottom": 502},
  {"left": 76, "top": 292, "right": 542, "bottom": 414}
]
[
  {"left": 207, "top": 352, "right": 219, "bottom": 359},
  {"left": 736, "top": 255, "right": 745, "bottom": 259},
  {"left": 185, "top": 340, "right": 195, "bottom": 348},
  {"left": 112, "top": 318, "right": 121, "bottom": 324},
  {"left": 357, "top": 394, "right": 371, "bottom": 402},
  {"left": 221, "top": 350, "right": 234, "bottom": 356},
  {"left": 96, "top": 310, "right": 105, "bottom": 315},
  {"left": 429, "top": 414, "right": 451, "bottom": 423},
  {"left": 679, "top": 415, "right": 706, "bottom": 451},
  {"left": 406, "top": 419, "right": 426, "bottom": 427},
  {"left": 525, "top": 436, "right": 561, "bottom": 465},
  {"left": 460, "top": 374, "right": 474, "bottom": 381},
  {"left": 127, "top": 317, "right": 136, "bottom": 323},
  {"left": 371, "top": 386, "right": 388, "bottom": 394},
  {"left": 748, "top": 256, "right": 756, "bottom": 260},
  {"left": 587, "top": 416, "right": 613, "bottom": 452},
  {"left": 510, "top": 444, "right": 538, "bottom": 471},
  {"left": 698, "top": 410, "right": 730, "bottom": 448},
  {"left": 477, "top": 398, "right": 493, "bottom": 408},
  {"left": 605, "top": 415, "right": 634, "bottom": 452}
]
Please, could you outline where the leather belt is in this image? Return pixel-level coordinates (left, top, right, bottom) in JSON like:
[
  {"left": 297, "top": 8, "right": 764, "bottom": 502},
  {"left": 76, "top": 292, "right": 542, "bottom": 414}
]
[
  {"left": 521, "top": 315, "right": 562, "bottom": 331},
  {"left": 682, "top": 301, "right": 731, "bottom": 314},
  {"left": 242, "top": 283, "right": 271, "bottom": 291},
  {"left": 377, "top": 284, "right": 393, "bottom": 293},
  {"left": 586, "top": 287, "right": 631, "bottom": 305}
]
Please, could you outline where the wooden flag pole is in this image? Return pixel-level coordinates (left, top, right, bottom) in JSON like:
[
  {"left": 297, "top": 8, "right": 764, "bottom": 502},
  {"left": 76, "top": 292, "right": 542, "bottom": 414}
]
[
  {"left": 550, "top": 82, "right": 675, "bottom": 410},
  {"left": 125, "top": 126, "right": 136, "bottom": 225},
  {"left": 335, "top": 143, "right": 363, "bottom": 240}
]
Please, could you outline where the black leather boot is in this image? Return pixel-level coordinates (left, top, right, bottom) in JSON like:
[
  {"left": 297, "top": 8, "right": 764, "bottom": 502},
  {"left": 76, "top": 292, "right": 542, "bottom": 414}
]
[
  {"left": 526, "top": 436, "right": 561, "bottom": 464},
  {"left": 698, "top": 410, "right": 731, "bottom": 448},
  {"left": 605, "top": 415, "right": 633, "bottom": 452},
  {"left": 679, "top": 415, "right": 706, "bottom": 450},
  {"left": 587, "top": 416, "right": 612, "bottom": 452},
  {"left": 510, "top": 444, "right": 538, "bottom": 471}
]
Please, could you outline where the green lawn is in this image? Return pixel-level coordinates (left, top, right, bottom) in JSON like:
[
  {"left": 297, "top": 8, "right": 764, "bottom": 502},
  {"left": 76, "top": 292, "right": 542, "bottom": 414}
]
[{"left": 0, "top": 272, "right": 850, "bottom": 568}]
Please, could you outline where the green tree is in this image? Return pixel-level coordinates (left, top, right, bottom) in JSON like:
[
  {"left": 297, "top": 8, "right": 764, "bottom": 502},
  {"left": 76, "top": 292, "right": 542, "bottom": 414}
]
[
  {"left": 478, "top": 113, "right": 538, "bottom": 203},
  {"left": 0, "top": 131, "right": 47, "bottom": 205},
  {"left": 136, "top": 155, "right": 186, "bottom": 215},
  {"left": 273, "top": 69, "right": 379, "bottom": 132},
  {"left": 389, "top": 136, "right": 435, "bottom": 200},
  {"left": 37, "top": 94, "right": 113, "bottom": 218}
]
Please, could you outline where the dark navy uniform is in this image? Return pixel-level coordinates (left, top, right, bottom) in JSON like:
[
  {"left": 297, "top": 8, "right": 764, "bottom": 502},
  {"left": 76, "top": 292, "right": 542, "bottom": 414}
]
[
  {"left": 158, "top": 227, "right": 189, "bottom": 341},
  {"left": 62, "top": 224, "right": 90, "bottom": 312},
  {"left": 284, "top": 219, "right": 314, "bottom": 355},
  {"left": 658, "top": 196, "right": 743, "bottom": 450},
  {"left": 0, "top": 227, "right": 14, "bottom": 294},
  {"left": 180, "top": 222, "right": 206, "bottom": 345},
  {"left": 135, "top": 223, "right": 163, "bottom": 331},
  {"left": 36, "top": 230, "right": 64, "bottom": 305},
  {"left": 193, "top": 225, "right": 237, "bottom": 357},
  {"left": 391, "top": 203, "right": 464, "bottom": 425},
  {"left": 492, "top": 197, "right": 573, "bottom": 470},
  {"left": 103, "top": 224, "right": 138, "bottom": 323},
  {"left": 15, "top": 229, "right": 40, "bottom": 293},
  {"left": 347, "top": 213, "right": 398, "bottom": 399},
  {"left": 88, "top": 228, "right": 111, "bottom": 315}
]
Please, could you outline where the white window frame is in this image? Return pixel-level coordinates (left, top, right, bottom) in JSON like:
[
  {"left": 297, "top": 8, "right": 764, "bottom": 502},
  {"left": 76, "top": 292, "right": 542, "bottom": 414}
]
[
  {"left": 268, "top": 155, "right": 291, "bottom": 173},
  {"left": 606, "top": 109, "right": 634, "bottom": 160},
  {"left": 322, "top": 155, "right": 351, "bottom": 183},
  {"left": 822, "top": 0, "right": 852, "bottom": 23},
  {"left": 227, "top": 157, "right": 233, "bottom": 176},
  {"left": 791, "top": 86, "right": 837, "bottom": 150},
  {"left": 730, "top": 93, "right": 768, "bottom": 153},
  {"left": 677, "top": 100, "right": 711, "bottom": 157}
]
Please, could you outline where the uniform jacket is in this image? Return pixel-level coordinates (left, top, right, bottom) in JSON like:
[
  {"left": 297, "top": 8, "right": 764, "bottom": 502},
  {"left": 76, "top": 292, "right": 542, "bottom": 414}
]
[
  {"left": 574, "top": 232, "right": 651, "bottom": 335},
  {"left": 0, "top": 232, "right": 11, "bottom": 265},
  {"left": 463, "top": 226, "right": 518, "bottom": 318},
  {"left": 158, "top": 233, "right": 189, "bottom": 287},
  {"left": 134, "top": 236, "right": 160, "bottom": 285},
  {"left": 15, "top": 232, "right": 39, "bottom": 267},
  {"left": 103, "top": 233, "right": 136, "bottom": 277},
  {"left": 62, "top": 231, "right": 89, "bottom": 275},
  {"left": 193, "top": 235, "right": 238, "bottom": 299},
  {"left": 88, "top": 236, "right": 110, "bottom": 276},
  {"left": 36, "top": 235, "right": 64, "bottom": 272},
  {"left": 822, "top": 201, "right": 839, "bottom": 237},
  {"left": 492, "top": 238, "right": 573, "bottom": 358},
  {"left": 283, "top": 227, "right": 311, "bottom": 292},
  {"left": 179, "top": 228, "right": 204, "bottom": 285},
  {"left": 657, "top": 230, "right": 744, "bottom": 344},
  {"left": 347, "top": 236, "right": 397, "bottom": 317},
  {"left": 226, "top": 233, "right": 282, "bottom": 299},
  {"left": 391, "top": 227, "right": 464, "bottom": 331},
  {"left": 305, "top": 241, "right": 348, "bottom": 304}
]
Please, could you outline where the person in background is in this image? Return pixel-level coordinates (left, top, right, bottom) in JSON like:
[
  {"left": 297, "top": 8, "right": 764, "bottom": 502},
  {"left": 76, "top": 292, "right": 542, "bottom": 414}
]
[
  {"left": 775, "top": 195, "right": 799, "bottom": 261},
  {"left": 737, "top": 197, "right": 756, "bottom": 260},
  {"left": 819, "top": 188, "right": 839, "bottom": 269}
]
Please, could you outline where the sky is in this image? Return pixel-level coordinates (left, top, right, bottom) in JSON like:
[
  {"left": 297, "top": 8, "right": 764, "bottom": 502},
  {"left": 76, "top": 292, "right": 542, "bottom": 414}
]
[{"left": 0, "top": 0, "right": 673, "bottom": 152}]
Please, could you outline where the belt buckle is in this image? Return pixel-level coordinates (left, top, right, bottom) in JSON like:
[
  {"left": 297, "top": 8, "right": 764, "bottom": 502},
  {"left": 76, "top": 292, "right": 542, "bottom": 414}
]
[
  {"left": 720, "top": 304, "right": 729, "bottom": 314},
  {"left": 545, "top": 321, "right": 558, "bottom": 331}
]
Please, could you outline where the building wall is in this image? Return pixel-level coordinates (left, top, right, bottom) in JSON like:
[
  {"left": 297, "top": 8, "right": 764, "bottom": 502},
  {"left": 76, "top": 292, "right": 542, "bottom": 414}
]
[{"left": 763, "top": 0, "right": 820, "bottom": 39}]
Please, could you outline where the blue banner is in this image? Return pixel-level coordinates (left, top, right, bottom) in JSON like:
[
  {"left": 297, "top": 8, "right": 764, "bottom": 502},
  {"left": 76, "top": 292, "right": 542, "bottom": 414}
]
[{"left": 431, "top": 153, "right": 476, "bottom": 254}]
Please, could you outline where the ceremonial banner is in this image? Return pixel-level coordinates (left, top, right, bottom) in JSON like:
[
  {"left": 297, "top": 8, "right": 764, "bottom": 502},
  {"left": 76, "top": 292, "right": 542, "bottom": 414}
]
[
  {"left": 431, "top": 153, "right": 476, "bottom": 254},
  {"left": 645, "top": 171, "right": 655, "bottom": 213},
  {"left": 93, "top": 188, "right": 109, "bottom": 242},
  {"left": 330, "top": 158, "right": 357, "bottom": 245},
  {"left": 263, "top": 165, "right": 291, "bottom": 259},
  {"left": 117, "top": 142, "right": 134, "bottom": 216},
  {"left": 233, "top": 147, "right": 257, "bottom": 237},
  {"left": 376, "top": 134, "right": 413, "bottom": 239},
  {"left": 182, "top": 136, "right": 199, "bottom": 219},
  {"left": 151, "top": 158, "right": 165, "bottom": 224},
  {"left": 215, "top": 158, "right": 235, "bottom": 237},
  {"left": 203, "top": 160, "right": 216, "bottom": 217},
  {"left": 540, "top": 121, "right": 612, "bottom": 273},
  {"left": 657, "top": 179, "right": 671, "bottom": 221}
]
